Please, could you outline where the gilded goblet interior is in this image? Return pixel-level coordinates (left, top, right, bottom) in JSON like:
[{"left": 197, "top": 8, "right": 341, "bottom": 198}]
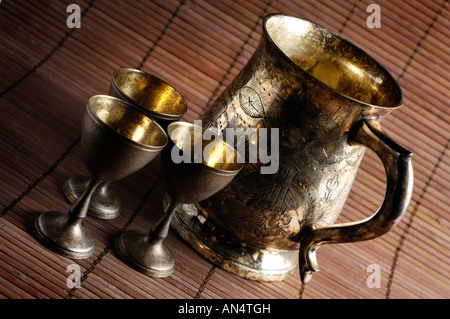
[
  {"left": 109, "top": 68, "right": 187, "bottom": 125},
  {"left": 163, "top": 122, "right": 243, "bottom": 204}
]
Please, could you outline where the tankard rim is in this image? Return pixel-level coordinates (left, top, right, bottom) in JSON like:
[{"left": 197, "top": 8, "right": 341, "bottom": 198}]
[{"left": 262, "top": 13, "right": 404, "bottom": 111}]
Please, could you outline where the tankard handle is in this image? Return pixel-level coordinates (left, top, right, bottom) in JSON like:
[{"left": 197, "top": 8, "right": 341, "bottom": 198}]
[{"left": 298, "top": 118, "right": 413, "bottom": 283}]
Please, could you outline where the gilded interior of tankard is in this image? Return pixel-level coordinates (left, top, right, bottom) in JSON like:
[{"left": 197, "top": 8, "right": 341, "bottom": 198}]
[{"left": 264, "top": 15, "right": 402, "bottom": 108}]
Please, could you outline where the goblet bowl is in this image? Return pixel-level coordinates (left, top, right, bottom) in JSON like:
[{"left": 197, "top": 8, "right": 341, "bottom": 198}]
[{"left": 109, "top": 68, "right": 187, "bottom": 128}]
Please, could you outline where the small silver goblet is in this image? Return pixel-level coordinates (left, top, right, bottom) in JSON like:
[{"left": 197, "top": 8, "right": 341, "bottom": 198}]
[
  {"left": 115, "top": 122, "right": 243, "bottom": 277},
  {"left": 34, "top": 95, "right": 168, "bottom": 259}
]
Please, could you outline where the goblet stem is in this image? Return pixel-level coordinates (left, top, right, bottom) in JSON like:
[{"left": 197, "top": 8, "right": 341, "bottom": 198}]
[
  {"left": 64, "top": 176, "right": 121, "bottom": 219},
  {"left": 69, "top": 178, "right": 103, "bottom": 219},
  {"left": 148, "top": 199, "right": 181, "bottom": 242},
  {"left": 96, "top": 181, "right": 111, "bottom": 197}
]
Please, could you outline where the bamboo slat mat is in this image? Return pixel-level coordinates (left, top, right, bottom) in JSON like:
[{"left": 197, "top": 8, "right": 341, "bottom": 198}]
[{"left": 0, "top": 0, "right": 448, "bottom": 300}]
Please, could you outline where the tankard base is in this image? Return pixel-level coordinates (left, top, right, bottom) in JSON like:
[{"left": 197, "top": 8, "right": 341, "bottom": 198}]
[{"left": 164, "top": 193, "right": 298, "bottom": 282}]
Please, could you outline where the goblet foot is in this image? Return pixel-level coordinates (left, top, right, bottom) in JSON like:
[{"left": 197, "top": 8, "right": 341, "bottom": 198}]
[
  {"left": 115, "top": 230, "right": 174, "bottom": 278},
  {"left": 33, "top": 211, "right": 95, "bottom": 259},
  {"left": 164, "top": 193, "right": 298, "bottom": 281},
  {"left": 63, "top": 175, "right": 121, "bottom": 220}
]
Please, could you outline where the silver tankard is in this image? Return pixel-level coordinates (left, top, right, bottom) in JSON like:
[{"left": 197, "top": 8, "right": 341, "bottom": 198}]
[{"left": 169, "top": 13, "right": 413, "bottom": 283}]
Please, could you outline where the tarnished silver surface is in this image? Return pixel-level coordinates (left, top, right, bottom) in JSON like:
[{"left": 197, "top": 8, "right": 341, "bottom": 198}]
[
  {"left": 168, "top": 195, "right": 299, "bottom": 281},
  {"left": 172, "top": 14, "right": 413, "bottom": 283}
]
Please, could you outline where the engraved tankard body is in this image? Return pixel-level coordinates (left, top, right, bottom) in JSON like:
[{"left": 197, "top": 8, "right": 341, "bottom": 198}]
[{"left": 170, "top": 14, "right": 413, "bottom": 282}]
